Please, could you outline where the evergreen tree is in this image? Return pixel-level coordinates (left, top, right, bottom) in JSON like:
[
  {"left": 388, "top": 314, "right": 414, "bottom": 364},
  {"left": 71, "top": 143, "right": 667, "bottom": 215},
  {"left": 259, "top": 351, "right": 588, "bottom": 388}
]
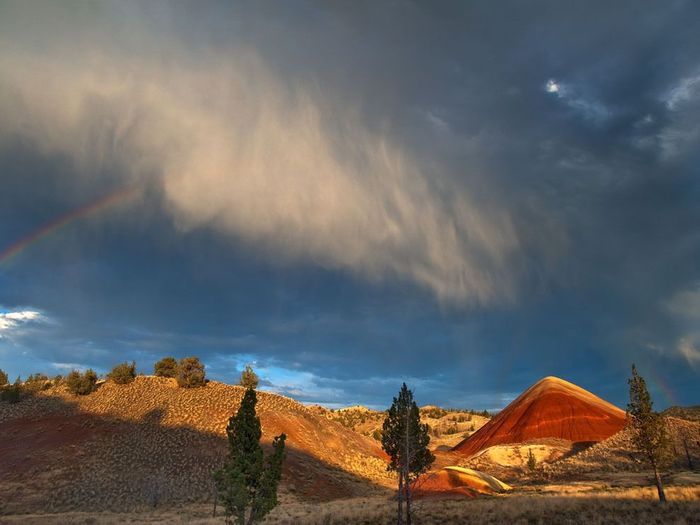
[
  {"left": 154, "top": 357, "right": 178, "bottom": 378},
  {"left": 108, "top": 361, "right": 136, "bottom": 384},
  {"left": 627, "top": 364, "right": 669, "bottom": 502},
  {"left": 176, "top": 356, "right": 206, "bottom": 388},
  {"left": 1, "top": 376, "right": 22, "bottom": 403},
  {"left": 382, "top": 383, "right": 435, "bottom": 525},
  {"left": 65, "top": 369, "right": 98, "bottom": 395},
  {"left": 0, "top": 368, "right": 8, "bottom": 386},
  {"left": 239, "top": 365, "right": 259, "bottom": 390},
  {"left": 214, "top": 388, "right": 286, "bottom": 524}
]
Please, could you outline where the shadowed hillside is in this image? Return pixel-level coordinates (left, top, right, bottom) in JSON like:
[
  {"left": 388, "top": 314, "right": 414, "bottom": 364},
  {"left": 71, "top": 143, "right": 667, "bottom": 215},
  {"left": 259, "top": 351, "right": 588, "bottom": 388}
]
[{"left": 0, "top": 377, "right": 392, "bottom": 513}]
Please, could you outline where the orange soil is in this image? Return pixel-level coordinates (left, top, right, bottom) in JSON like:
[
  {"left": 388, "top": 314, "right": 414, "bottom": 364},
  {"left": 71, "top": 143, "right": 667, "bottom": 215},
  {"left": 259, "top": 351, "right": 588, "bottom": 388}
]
[
  {"left": 412, "top": 467, "right": 510, "bottom": 498},
  {"left": 452, "top": 376, "right": 627, "bottom": 458}
]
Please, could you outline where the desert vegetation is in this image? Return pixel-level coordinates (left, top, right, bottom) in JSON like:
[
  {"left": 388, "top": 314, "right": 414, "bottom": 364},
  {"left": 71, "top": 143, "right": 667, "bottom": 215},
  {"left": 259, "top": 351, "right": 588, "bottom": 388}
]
[
  {"left": 239, "top": 365, "right": 259, "bottom": 390},
  {"left": 108, "top": 361, "right": 137, "bottom": 385},
  {"left": 154, "top": 357, "right": 178, "bottom": 378},
  {"left": 176, "top": 356, "right": 207, "bottom": 388},
  {"left": 382, "top": 383, "right": 434, "bottom": 525},
  {"left": 65, "top": 369, "right": 98, "bottom": 396},
  {"left": 214, "top": 387, "right": 286, "bottom": 524}
]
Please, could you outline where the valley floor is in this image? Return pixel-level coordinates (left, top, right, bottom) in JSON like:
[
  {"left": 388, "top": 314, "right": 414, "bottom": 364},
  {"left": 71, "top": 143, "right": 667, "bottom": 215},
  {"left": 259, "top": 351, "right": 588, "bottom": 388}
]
[{"left": 1, "top": 480, "right": 698, "bottom": 525}]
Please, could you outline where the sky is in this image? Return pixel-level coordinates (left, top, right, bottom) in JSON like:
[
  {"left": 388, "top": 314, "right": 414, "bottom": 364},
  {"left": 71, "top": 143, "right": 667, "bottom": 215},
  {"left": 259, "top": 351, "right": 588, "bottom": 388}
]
[{"left": 0, "top": 1, "right": 699, "bottom": 411}]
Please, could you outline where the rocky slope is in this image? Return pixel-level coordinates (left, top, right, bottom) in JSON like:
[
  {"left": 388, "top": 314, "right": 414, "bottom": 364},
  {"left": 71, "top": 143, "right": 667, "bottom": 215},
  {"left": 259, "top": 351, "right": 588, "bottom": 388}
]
[{"left": 0, "top": 376, "right": 391, "bottom": 514}]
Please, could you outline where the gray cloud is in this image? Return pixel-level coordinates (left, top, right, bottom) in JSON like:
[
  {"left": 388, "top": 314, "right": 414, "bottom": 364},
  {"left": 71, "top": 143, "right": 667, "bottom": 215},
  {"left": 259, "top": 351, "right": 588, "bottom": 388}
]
[{"left": 0, "top": 11, "right": 542, "bottom": 306}]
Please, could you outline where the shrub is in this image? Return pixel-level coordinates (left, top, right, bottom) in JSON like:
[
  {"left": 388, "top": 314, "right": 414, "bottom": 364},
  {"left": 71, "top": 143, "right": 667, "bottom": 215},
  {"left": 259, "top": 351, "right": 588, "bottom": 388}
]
[
  {"left": 24, "top": 373, "right": 51, "bottom": 393},
  {"left": 109, "top": 361, "right": 136, "bottom": 384},
  {"left": 1, "top": 377, "right": 22, "bottom": 403},
  {"left": 527, "top": 448, "right": 537, "bottom": 471},
  {"left": 176, "top": 356, "right": 205, "bottom": 388},
  {"left": 372, "top": 428, "right": 383, "bottom": 441},
  {"left": 0, "top": 368, "right": 8, "bottom": 386},
  {"left": 239, "top": 365, "right": 259, "bottom": 389},
  {"left": 154, "top": 356, "right": 178, "bottom": 378},
  {"left": 66, "top": 369, "right": 98, "bottom": 395}
]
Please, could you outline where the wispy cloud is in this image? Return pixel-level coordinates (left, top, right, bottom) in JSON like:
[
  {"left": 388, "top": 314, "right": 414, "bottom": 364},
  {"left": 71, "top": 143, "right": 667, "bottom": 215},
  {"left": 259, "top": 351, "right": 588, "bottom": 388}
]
[{"left": 0, "top": 23, "right": 534, "bottom": 306}]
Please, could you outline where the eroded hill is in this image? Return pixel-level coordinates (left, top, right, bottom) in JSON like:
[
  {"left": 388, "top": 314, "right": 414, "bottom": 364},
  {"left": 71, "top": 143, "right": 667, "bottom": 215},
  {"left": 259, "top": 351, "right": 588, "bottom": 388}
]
[{"left": 0, "top": 376, "right": 392, "bottom": 513}]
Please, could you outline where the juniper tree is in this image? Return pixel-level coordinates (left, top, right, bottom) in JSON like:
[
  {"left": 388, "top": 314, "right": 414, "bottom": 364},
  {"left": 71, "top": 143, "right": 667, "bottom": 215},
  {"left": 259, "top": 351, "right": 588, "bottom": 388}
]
[
  {"left": 239, "top": 365, "right": 259, "bottom": 390},
  {"left": 109, "top": 361, "right": 136, "bottom": 384},
  {"left": 65, "top": 369, "right": 98, "bottom": 395},
  {"left": 382, "top": 383, "right": 434, "bottom": 525},
  {"left": 154, "top": 357, "right": 178, "bottom": 378},
  {"left": 214, "top": 388, "right": 286, "bottom": 524},
  {"left": 627, "top": 364, "right": 669, "bottom": 502},
  {"left": 176, "top": 356, "right": 206, "bottom": 388},
  {"left": 0, "top": 368, "right": 8, "bottom": 386}
]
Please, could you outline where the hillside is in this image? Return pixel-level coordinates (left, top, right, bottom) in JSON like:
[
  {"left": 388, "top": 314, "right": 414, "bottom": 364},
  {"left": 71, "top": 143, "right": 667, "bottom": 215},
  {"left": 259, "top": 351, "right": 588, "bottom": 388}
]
[
  {"left": 0, "top": 376, "right": 392, "bottom": 514},
  {"left": 452, "top": 377, "right": 627, "bottom": 459},
  {"left": 312, "top": 404, "right": 490, "bottom": 450}
]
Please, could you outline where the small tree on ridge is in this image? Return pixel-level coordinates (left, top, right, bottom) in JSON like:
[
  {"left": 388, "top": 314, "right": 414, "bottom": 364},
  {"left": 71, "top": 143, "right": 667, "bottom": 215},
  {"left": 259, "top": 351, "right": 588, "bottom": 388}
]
[
  {"left": 154, "top": 357, "right": 178, "bottom": 378},
  {"left": 177, "top": 356, "right": 206, "bottom": 388},
  {"left": 239, "top": 365, "right": 259, "bottom": 390}
]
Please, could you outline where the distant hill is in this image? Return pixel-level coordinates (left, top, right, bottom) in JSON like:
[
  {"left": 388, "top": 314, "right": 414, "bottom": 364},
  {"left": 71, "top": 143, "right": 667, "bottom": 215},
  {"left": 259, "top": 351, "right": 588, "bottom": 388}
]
[
  {"left": 663, "top": 406, "right": 700, "bottom": 422},
  {"left": 313, "top": 404, "right": 490, "bottom": 450},
  {"left": 0, "top": 376, "right": 392, "bottom": 513},
  {"left": 452, "top": 376, "right": 627, "bottom": 459}
]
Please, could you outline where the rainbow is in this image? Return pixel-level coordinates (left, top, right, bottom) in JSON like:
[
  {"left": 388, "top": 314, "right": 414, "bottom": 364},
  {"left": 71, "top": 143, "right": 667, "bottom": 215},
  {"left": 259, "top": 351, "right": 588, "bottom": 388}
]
[
  {"left": 0, "top": 185, "right": 139, "bottom": 266},
  {"left": 647, "top": 368, "right": 679, "bottom": 408}
]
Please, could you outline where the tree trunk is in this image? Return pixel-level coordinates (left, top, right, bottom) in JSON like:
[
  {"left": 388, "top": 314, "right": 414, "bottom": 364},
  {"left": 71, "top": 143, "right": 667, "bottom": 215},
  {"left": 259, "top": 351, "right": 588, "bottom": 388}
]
[
  {"left": 404, "top": 474, "right": 412, "bottom": 525},
  {"left": 653, "top": 463, "right": 666, "bottom": 503},
  {"left": 405, "top": 407, "right": 411, "bottom": 525},
  {"left": 397, "top": 470, "right": 404, "bottom": 525}
]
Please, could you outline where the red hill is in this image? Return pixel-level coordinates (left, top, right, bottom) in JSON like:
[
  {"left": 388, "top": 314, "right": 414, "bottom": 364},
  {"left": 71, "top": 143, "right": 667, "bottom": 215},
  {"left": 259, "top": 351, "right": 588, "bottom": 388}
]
[{"left": 452, "top": 376, "right": 627, "bottom": 458}]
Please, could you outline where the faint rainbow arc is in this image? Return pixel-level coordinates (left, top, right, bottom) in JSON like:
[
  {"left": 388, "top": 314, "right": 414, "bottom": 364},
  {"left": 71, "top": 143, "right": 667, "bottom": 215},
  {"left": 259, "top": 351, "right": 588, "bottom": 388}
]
[
  {"left": 0, "top": 186, "right": 139, "bottom": 266},
  {"left": 647, "top": 369, "right": 679, "bottom": 408}
]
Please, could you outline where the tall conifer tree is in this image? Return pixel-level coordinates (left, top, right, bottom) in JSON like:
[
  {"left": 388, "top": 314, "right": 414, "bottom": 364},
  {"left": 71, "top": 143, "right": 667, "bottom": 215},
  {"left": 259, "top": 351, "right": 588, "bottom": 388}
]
[
  {"left": 214, "top": 388, "right": 286, "bottom": 524},
  {"left": 382, "top": 383, "right": 434, "bottom": 525},
  {"left": 627, "top": 364, "right": 669, "bottom": 503}
]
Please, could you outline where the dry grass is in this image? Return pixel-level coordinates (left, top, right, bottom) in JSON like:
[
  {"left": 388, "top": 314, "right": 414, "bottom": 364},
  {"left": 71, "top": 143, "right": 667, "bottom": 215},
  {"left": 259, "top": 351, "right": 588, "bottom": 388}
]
[
  {"left": 0, "top": 377, "right": 392, "bottom": 513},
  {"left": 1, "top": 486, "right": 698, "bottom": 524}
]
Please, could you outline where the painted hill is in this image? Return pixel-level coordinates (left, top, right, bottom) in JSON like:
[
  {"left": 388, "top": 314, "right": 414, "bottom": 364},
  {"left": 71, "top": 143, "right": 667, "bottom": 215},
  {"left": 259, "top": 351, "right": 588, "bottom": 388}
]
[
  {"left": 413, "top": 466, "right": 511, "bottom": 498},
  {"left": 452, "top": 376, "right": 627, "bottom": 459},
  {"left": 0, "top": 376, "right": 392, "bottom": 513}
]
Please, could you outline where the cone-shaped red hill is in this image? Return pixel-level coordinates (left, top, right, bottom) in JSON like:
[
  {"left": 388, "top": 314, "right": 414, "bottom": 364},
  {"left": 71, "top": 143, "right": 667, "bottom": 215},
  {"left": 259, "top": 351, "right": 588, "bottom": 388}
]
[{"left": 452, "top": 376, "right": 626, "bottom": 458}]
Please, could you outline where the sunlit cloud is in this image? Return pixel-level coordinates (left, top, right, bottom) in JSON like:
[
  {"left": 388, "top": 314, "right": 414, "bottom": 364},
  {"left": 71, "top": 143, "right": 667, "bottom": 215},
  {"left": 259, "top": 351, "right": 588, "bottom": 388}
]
[{"left": 0, "top": 310, "right": 42, "bottom": 336}]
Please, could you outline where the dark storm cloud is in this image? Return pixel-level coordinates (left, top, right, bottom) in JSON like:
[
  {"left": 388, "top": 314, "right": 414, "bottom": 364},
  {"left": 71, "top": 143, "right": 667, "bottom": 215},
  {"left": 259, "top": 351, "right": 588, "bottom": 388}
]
[{"left": 1, "top": 1, "right": 699, "bottom": 408}]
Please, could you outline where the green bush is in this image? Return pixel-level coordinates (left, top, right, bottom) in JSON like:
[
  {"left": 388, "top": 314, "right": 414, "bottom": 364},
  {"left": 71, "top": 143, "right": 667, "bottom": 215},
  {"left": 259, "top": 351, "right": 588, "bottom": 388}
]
[
  {"left": 24, "top": 373, "right": 51, "bottom": 393},
  {"left": 1, "top": 377, "right": 22, "bottom": 403},
  {"left": 239, "top": 364, "right": 259, "bottom": 389},
  {"left": 527, "top": 448, "right": 537, "bottom": 472},
  {"left": 176, "top": 356, "right": 205, "bottom": 388},
  {"left": 154, "top": 356, "right": 178, "bottom": 378},
  {"left": 66, "top": 369, "right": 98, "bottom": 395},
  {"left": 108, "top": 361, "right": 136, "bottom": 384},
  {"left": 0, "top": 368, "right": 8, "bottom": 386}
]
